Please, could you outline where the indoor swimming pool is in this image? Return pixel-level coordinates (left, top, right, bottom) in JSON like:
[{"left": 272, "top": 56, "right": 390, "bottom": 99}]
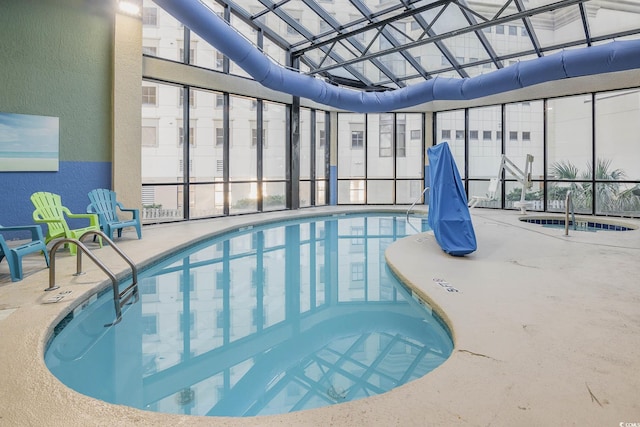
[{"left": 45, "top": 213, "right": 453, "bottom": 417}]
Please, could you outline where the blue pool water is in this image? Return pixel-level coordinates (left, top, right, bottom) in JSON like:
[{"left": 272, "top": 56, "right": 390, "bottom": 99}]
[
  {"left": 45, "top": 213, "right": 453, "bottom": 417},
  {"left": 521, "top": 217, "right": 635, "bottom": 232}
]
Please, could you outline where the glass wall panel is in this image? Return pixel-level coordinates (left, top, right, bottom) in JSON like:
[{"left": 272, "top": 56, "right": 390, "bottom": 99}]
[
  {"left": 141, "top": 185, "right": 184, "bottom": 223},
  {"left": 299, "top": 181, "right": 311, "bottom": 208},
  {"left": 190, "top": 89, "right": 223, "bottom": 183},
  {"left": 142, "top": 79, "right": 185, "bottom": 223},
  {"left": 142, "top": 0, "right": 183, "bottom": 62},
  {"left": 595, "top": 89, "right": 640, "bottom": 216},
  {"left": 367, "top": 114, "right": 394, "bottom": 178},
  {"left": 229, "top": 182, "right": 257, "bottom": 215},
  {"left": 263, "top": 182, "right": 286, "bottom": 211},
  {"left": 190, "top": 184, "right": 225, "bottom": 219},
  {"left": 505, "top": 101, "right": 544, "bottom": 210},
  {"left": 229, "top": 95, "right": 257, "bottom": 183},
  {"left": 367, "top": 181, "right": 394, "bottom": 204},
  {"left": 338, "top": 113, "right": 366, "bottom": 179},
  {"left": 300, "top": 108, "right": 312, "bottom": 180},
  {"left": 190, "top": 0, "right": 225, "bottom": 70},
  {"left": 338, "top": 180, "right": 365, "bottom": 204},
  {"left": 468, "top": 105, "right": 501, "bottom": 179},
  {"left": 316, "top": 180, "right": 327, "bottom": 206},
  {"left": 435, "top": 110, "right": 465, "bottom": 178},
  {"left": 263, "top": 101, "right": 287, "bottom": 180},
  {"left": 396, "top": 114, "right": 423, "bottom": 179},
  {"left": 547, "top": 95, "right": 593, "bottom": 213},
  {"left": 316, "top": 112, "right": 327, "bottom": 179},
  {"left": 396, "top": 180, "right": 424, "bottom": 204}
]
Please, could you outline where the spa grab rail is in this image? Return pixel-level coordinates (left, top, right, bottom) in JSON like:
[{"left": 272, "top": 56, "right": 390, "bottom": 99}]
[
  {"left": 564, "top": 191, "right": 577, "bottom": 236},
  {"left": 406, "top": 187, "right": 430, "bottom": 233},
  {"left": 47, "top": 230, "right": 139, "bottom": 326}
]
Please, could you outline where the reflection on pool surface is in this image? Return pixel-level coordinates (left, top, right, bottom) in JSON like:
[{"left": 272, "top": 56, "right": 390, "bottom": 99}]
[{"left": 45, "top": 213, "right": 453, "bottom": 417}]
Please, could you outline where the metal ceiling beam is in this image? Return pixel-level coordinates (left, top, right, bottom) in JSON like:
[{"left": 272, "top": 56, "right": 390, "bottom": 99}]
[
  {"left": 304, "top": 0, "right": 588, "bottom": 76},
  {"left": 514, "top": 0, "right": 543, "bottom": 57},
  {"left": 457, "top": 0, "right": 504, "bottom": 69}
]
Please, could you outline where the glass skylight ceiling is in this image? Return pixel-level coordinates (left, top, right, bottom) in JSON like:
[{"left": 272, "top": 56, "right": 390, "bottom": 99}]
[{"left": 204, "top": 0, "right": 640, "bottom": 90}]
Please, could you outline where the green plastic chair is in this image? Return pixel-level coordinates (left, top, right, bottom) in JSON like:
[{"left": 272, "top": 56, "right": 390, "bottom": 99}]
[
  {"left": 0, "top": 224, "right": 50, "bottom": 281},
  {"left": 87, "top": 189, "right": 142, "bottom": 240},
  {"left": 31, "top": 192, "right": 102, "bottom": 255}
]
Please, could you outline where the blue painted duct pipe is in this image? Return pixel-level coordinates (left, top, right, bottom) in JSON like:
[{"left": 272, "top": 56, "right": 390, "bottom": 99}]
[{"left": 153, "top": 0, "right": 640, "bottom": 113}]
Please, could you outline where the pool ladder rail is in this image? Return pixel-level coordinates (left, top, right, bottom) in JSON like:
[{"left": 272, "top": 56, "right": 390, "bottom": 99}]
[
  {"left": 46, "top": 230, "right": 139, "bottom": 326},
  {"left": 406, "top": 187, "right": 430, "bottom": 234},
  {"left": 564, "top": 190, "right": 577, "bottom": 236}
]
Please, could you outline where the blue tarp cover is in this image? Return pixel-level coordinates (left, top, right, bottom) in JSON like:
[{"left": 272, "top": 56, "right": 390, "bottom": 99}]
[{"left": 427, "top": 142, "right": 477, "bottom": 256}]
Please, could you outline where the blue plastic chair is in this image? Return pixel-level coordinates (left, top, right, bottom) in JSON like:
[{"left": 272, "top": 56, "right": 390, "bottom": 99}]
[
  {"left": 87, "top": 189, "right": 142, "bottom": 240},
  {"left": 0, "top": 224, "right": 50, "bottom": 281}
]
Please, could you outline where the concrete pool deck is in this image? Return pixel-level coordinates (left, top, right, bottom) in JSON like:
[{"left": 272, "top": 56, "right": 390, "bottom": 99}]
[{"left": 1, "top": 206, "right": 639, "bottom": 426}]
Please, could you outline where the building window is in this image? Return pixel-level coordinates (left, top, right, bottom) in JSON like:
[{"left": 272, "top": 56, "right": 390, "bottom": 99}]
[
  {"left": 496, "top": 25, "right": 504, "bottom": 34},
  {"left": 509, "top": 131, "right": 518, "bottom": 141},
  {"left": 455, "top": 130, "right": 464, "bottom": 139},
  {"left": 410, "top": 129, "right": 421, "bottom": 140},
  {"left": 318, "top": 129, "right": 326, "bottom": 147},
  {"left": 140, "top": 278, "right": 157, "bottom": 295},
  {"left": 142, "top": 7, "right": 157, "bottom": 26},
  {"left": 215, "top": 94, "right": 224, "bottom": 108},
  {"left": 215, "top": 51, "right": 224, "bottom": 70},
  {"left": 179, "top": 126, "right": 195, "bottom": 146},
  {"left": 441, "top": 129, "right": 451, "bottom": 139},
  {"left": 469, "top": 130, "right": 478, "bottom": 140},
  {"left": 179, "top": 272, "right": 196, "bottom": 293},
  {"left": 350, "top": 262, "right": 365, "bottom": 282},
  {"left": 522, "top": 131, "right": 531, "bottom": 141},
  {"left": 351, "top": 226, "right": 364, "bottom": 246},
  {"left": 142, "top": 314, "right": 158, "bottom": 335},
  {"left": 379, "top": 123, "right": 392, "bottom": 158},
  {"left": 178, "top": 159, "right": 193, "bottom": 173},
  {"left": 142, "top": 46, "right": 157, "bottom": 56},
  {"left": 521, "top": 27, "right": 528, "bottom": 37},
  {"left": 215, "top": 127, "right": 224, "bottom": 146},
  {"left": 483, "top": 130, "right": 492, "bottom": 140},
  {"left": 179, "top": 89, "right": 195, "bottom": 107},
  {"left": 216, "top": 160, "right": 223, "bottom": 173},
  {"left": 496, "top": 130, "right": 502, "bottom": 140},
  {"left": 179, "top": 311, "right": 196, "bottom": 335},
  {"left": 142, "top": 86, "right": 157, "bottom": 105},
  {"left": 396, "top": 124, "right": 406, "bottom": 157},
  {"left": 509, "top": 26, "right": 518, "bottom": 36},
  {"left": 351, "top": 130, "right": 364, "bottom": 149},
  {"left": 215, "top": 271, "right": 225, "bottom": 290},
  {"left": 179, "top": 48, "right": 196, "bottom": 64},
  {"left": 251, "top": 128, "right": 267, "bottom": 148}
]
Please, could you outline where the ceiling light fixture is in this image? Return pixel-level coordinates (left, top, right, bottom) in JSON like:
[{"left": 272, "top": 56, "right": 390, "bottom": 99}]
[{"left": 118, "top": 0, "right": 141, "bottom": 16}]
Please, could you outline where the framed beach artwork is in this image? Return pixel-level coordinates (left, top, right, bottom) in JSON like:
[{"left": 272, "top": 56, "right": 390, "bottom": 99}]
[{"left": 0, "top": 112, "right": 59, "bottom": 172}]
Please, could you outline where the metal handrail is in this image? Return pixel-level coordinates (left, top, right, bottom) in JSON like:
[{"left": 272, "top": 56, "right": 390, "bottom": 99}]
[
  {"left": 47, "top": 230, "right": 139, "bottom": 326},
  {"left": 564, "top": 190, "right": 576, "bottom": 236},
  {"left": 406, "top": 187, "right": 430, "bottom": 234}
]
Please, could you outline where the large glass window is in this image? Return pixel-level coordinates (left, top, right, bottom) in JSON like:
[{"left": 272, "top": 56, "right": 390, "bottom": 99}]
[
  {"left": 338, "top": 114, "right": 366, "bottom": 204},
  {"left": 436, "top": 110, "right": 465, "bottom": 179},
  {"left": 547, "top": 95, "right": 593, "bottom": 214},
  {"left": 263, "top": 101, "right": 287, "bottom": 211},
  {"left": 142, "top": 80, "right": 184, "bottom": 223},
  {"left": 396, "top": 114, "right": 423, "bottom": 204},
  {"left": 229, "top": 95, "right": 257, "bottom": 214},
  {"left": 595, "top": 89, "right": 640, "bottom": 215},
  {"left": 505, "top": 101, "right": 544, "bottom": 211}
]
